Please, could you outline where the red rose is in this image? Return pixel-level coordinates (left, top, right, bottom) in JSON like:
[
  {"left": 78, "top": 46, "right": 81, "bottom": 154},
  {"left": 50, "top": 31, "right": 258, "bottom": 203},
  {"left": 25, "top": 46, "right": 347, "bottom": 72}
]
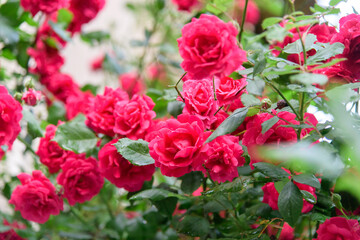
[
  {"left": 36, "top": 123, "right": 70, "bottom": 174},
  {"left": 0, "top": 220, "right": 26, "bottom": 240},
  {"left": 178, "top": 14, "right": 247, "bottom": 79},
  {"left": 65, "top": 91, "right": 94, "bottom": 120},
  {"left": 98, "top": 140, "right": 155, "bottom": 192},
  {"left": 215, "top": 76, "right": 247, "bottom": 106},
  {"left": 210, "top": 110, "right": 229, "bottom": 131},
  {"left": 181, "top": 79, "right": 218, "bottom": 128},
  {"left": 196, "top": 135, "right": 245, "bottom": 183},
  {"left": 325, "top": 14, "right": 360, "bottom": 82},
  {"left": 68, "top": 0, "right": 105, "bottom": 33},
  {"left": 0, "top": 86, "right": 22, "bottom": 159},
  {"left": 262, "top": 169, "right": 317, "bottom": 213},
  {"left": 91, "top": 55, "right": 105, "bottom": 71},
  {"left": 9, "top": 171, "right": 63, "bottom": 224},
  {"left": 266, "top": 222, "right": 295, "bottom": 240},
  {"left": 171, "top": 0, "right": 200, "bottom": 12},
  {"left": 22, "top": 88, "right": 42, "bottom": 106},
  {"left": 40, "top": 73, "right": 81, "bottom": 103},
  {"left": 118, "top": 72, "right": 145, "bottom": 97},
  {"left": 86, "top": 87, "right": 129, "bottom": 137},
  {"left": 315, "top": 217, "right": 360, "bottom": 240},
  {"left": 20, "top": 0, "right": 67, "bottom": 16},
  {"left": 148, "top": 114, "right": 210, "bottom": 177},
  {"left": 57, "top": 154, "right": 104, "bottom": 206},
  {"left": 114, "top": 94, "right": 156, "bottom": 140}
]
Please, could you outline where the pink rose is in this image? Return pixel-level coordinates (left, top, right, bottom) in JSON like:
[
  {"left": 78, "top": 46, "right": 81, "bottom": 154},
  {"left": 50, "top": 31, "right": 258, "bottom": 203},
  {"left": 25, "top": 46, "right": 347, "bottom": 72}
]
[
  {"left": 181, "top": 79, "right": 218, "bottom": 128},
  {"left": 118, "top": 72, "right": 145, "bottom": 97},
  {"left": 196, "top": 135, "right": 245, "bottom": 183},
  {"left": 178, "top": 14, "right": 247, "bottom": 79},
  {"left": 146, "top": 63, "right": 167, "bottom": 82},
  {"left": 57, "top": 154, "right": 104, "bottom": 206},
  {"left": 28, "top": 43, "right": 64, "bottom": 76},
  {"left": 315, "top": 217, "right": 360, "bottom": 240},
  {"left": 86, "top": 87, "right": 129, "bottom": 137},
  {"left": 20, "top": 0, "right": 68, "bottom": 16},
  {"left": 36, "top": 123, "right": 71, "bottom": 174},
  {"left": 68, "top": 0, "right": 105, "bottom": 33},
  {"left": 98, "top": 140, "right": 155, "bottom": 192},
  {"left": 65, "top": 91, "right": 94, "bottom": 120},
  {"left": 148, "top": 114, "right": 210, "bottom": 177},
  {"left": 171, "top": 0, "right": 200, "bottom": 12},
  {"left": 325, "top": 14, "right": 360, "bottom": 82},
  {"left": 0, "top": 85, "right": 22, "bottom": 159},
  {"left": 114, "top": 94, "right": 156, "bottom": 140},
  {"left": 40, "top": 73, "right": 81, "bottom": 103},
  {"left": 91, "top": 55, "right": 105, "bottom": 71},
  {"left": 9, "top": 171, "right": 63, "bottom": 224},
  {"left": 22, "top": 88, "right": 42, "bottom": 106},
  {"left": 262, "top": 169, "right": 317, "bottom": 213},
  {"left": 215, "top": 76, "right": 247, "bottom": 106}
]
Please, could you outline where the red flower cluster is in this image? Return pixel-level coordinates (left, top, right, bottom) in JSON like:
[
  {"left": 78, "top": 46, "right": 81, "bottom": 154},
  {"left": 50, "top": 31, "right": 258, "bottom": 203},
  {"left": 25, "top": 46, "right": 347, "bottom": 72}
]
[
  {"left": 0, "top": 85, "right": 22, "bottom": 159},
  {"left": 171, "top": 0, "right": 200, "bottom": 12},
  {"left": 20, "top": 0, "right": 68, "bottom": 16}
]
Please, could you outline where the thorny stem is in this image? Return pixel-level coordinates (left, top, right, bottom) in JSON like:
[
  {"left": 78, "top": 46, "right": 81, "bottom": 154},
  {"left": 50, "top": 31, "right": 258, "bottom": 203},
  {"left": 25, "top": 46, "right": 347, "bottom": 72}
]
[
  {"left": 275, "top": 221, "right": 285, "bottom": 239},
  {"left": 238, "top": 0, "right": 249, "bottom": 43},
  {"left": 169, "top": 72, "right": 187, "bottom": 102},
  {"left": 214, "top": 106, "right": 224, "bottom": 116}
]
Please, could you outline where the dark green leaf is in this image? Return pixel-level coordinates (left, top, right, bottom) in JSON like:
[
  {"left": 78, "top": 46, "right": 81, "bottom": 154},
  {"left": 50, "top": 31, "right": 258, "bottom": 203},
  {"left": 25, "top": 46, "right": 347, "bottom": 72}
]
[
  {"left": 274, "top": 179, "right": 289, "bottom": 193},
  {"left": 130, "top": 189, "right": 185, "bottom": 201},
  {"left": 206, "top": 107, "right": 248, "bottom": 143},
  {"left": 307, "top": 42, "right": 345, "bottom": 63},
  {"left": 262, "top": 17, "right": 283, "bottom": 29},
  {"left": 293, "top": 174, "right": 320, "bottom": 189},
  {"left": 167, "top": 101, "right": 184, "bottom": 118},
  {"left": 301, "top": 190, "right": 317, "bottom": 204},
  {"left": 241, "top": 94, "right": 261, "bottom": 107},
  {"left": 290, "top": 73, "right": 328, "bottom": 86},
  {"left": 253, "top": 162, "right": 290, "bottom": 179},
  {"left": 113, "top": 138, "right": 155, "bottom": 166},
  {"left": 47, "top": 101, "right": 66, "bottom": 125},
  {"left": 180, "top": 171, "right": 203, "bottom": 194},
  {"left": 278, "top": 181, "right": 303, "bottom": 227},
  {"left": 22, "top": 109, "right": 43, "bottom": 138},
  {"left": 261, "top": 116, "right": 279, "bottom": 134},
  {"left": 177, "top": 215, "right": 210, "bottom": 237},
  {"left": 253, "top": 54, "right": 266, "bottom": 75},
  {"left": 58, "top": 232, "right": 93, "bottom": 239},
  {"left": 53, "top": 115, "right": 98, "bottom": 154},
  {"left": 204, "top": 178, "right": 242, "bottom": 195},
  {"left": 153, "top": 197, "right": 178, "bottom": 216}
]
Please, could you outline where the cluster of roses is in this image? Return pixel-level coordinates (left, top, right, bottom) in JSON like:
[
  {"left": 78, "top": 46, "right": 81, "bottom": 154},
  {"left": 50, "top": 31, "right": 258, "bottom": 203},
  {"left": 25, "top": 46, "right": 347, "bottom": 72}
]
[{"left": 24, "top": 0, "right": 105, "bottom": 119}]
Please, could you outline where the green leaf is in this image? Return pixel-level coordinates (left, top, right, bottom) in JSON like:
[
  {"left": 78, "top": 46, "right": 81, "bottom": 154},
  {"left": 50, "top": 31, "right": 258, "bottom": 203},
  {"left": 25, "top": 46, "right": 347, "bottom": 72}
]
[
  {"left": 102, "top": 53, "right": 124, "bottom": 74},
  {"left": 180, "top": 171, "right": 203, "bottom": 194},
  {"left": 241, "top": 94, "right": 261, "bottom": 107},
  {"left": 204, "top": 178, "right": 243, "bottom": 195},
  {"left": 167, "top": 101, "right": 184, "bottom": 118},
  {"left": 48, "top": 20, "right": 71, "bottom": 42},
  {"left": 177, "top": 215, "right": 210, "bottom": 237},
  {"left": 329, "top": 0, "right": 342, "bottom": 6},
  {"left": 57, "top": 8, "right": 73, "bottom": 26},
  {"left": 113, "top": 138, "right": 155, "bottom": 166},
  {"left": 129, "top": 188, "right": 185, "bottom": 201},
  {"left": 261, "top": 116, "right": 279, "bottom": 134},
  {"left": 301, "top": 190, "right": 317, "bottom": 204},
  {"left": 53, "top": 115, "right": 97, "bottom": 154},
  {"left": 262, "top": 17, "right": 283, "bottom": 29},
  {"left": 58, "top": 232, "right": 93, "bottom": 239},
  {"left": 206, "top": 107, "right": 248, "bottom": 143},
  {"left": 22, "top": 109, "right": 43, "bottom": 138},
  {"left": 153, "top": 197, "right": 178, "bottom": 217},
  {"left": 81, "top": 31, "right": 110, "bottom": 45},
  {"left": 204, "top": 195, "right": 233, "bottom": 213},
  {"left": 293, "top": 174, "right": 320, "bottom": 189},
  {"left": 274, "top": 179, "right": 289, "bottom": 193},
  {"left": 278, "top": 181, "right": 303, "bottom": 227},
  {"left": 290, "top": 73, "right": 328, "bottom": 86},
  {"left": 283, "top": 34, "right": 317, "bottom": 54},
  {"left": 253, "top": 54, "right": 266, "bottom": 75},
  {"left": 253, "top": 162, "right": 290, "bottom": 179},
  {"left": 307, "top": 42, "right": 345, "bottom": 63},
  {"left": 47, "top": 101, "right": 66, "bottom": 125}
]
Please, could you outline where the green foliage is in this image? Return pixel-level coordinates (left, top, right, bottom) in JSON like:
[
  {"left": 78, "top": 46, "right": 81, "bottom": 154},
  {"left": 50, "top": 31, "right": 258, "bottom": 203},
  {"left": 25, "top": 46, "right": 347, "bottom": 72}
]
[
  {"left": 278, "top": 181, "right": 303, "bottom": 227},
  {"left": 113, "top": 138, "right": 155, "bottom": 166}
]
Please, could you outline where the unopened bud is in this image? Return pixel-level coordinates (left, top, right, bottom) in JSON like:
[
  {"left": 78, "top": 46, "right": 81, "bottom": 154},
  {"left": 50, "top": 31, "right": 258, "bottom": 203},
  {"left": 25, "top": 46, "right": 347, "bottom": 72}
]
[
  {"left": 24, "top": 79, "right": 35, "bottom": 90},
  {"left": 276, "top": 100, "right": 288, "bottom": 110}
]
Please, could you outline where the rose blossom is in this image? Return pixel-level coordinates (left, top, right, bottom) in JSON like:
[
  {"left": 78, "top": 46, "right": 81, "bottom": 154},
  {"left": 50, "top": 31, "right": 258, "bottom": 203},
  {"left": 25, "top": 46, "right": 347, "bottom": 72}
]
[
  {"left": 262, "top": 169, "right": 317, "bottom": 213},
  {"left": 0, "top": 85, "right": 22, "bottom": 159},
  {"left": 149, "top": 114, "right": 210, "bottom": 177},
  {"left": 9, "top": 171, "right": 63, "bottom": 224},
  {"left": 65, "top": 91, "right": 94, "bottom": 120},
  {"left": 57, "top": 154, "right": 104, "bottom": 206},
  {"left": 325, "top": 14, "right": 360, "bottom": 82},
  {"left": 86, "top": 87, "right": 129, "bottom": 137},
  {"left": 215, "top": 76, "right": 247, "bottom": 106},
  {"left": 22, "top": 88, "right": 42, "bottom": 106},
  {"left": 20, "top": 0, "right": 68, "bottom": 16},
  {"left": 114, "top": 94, "right": 156, "bottom": 140},
  {"left": 178, "top": 14, "right": 247, "bottom": 79},
  {"left": 118, "top": 72, "right": 145, "bottom": 97},
  {"left": 68, "top": 0, "right": 106, "bottom": 33},
  {"left": 181, "top": 79, "right": 218, "bottom": 128},
  {"left": 98, "top": 140, "right": 155, "bottom": 192},
  {"left": 36, "top": 123, "right": 70, "bottom": 174},
  {"left": 171, "top": 0, "right": 200, "bottom": 12},
  {"left": 40, "top": 73, "right": 82, "bottom": 103},
  {"left": 196, "top": 135, "right": 245, "bottom": 183},
  {"left": 0, "top": 220, "right": 26, "bottom": 240},
  {"left": 315, "top": 217, "right": 360, "bottom": 239},
  {"left": 266, "top": 222, "right": 295, "bottom": 240},
  {"left": 91, "top": 55, "right": 105, "bottom": 71}
]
